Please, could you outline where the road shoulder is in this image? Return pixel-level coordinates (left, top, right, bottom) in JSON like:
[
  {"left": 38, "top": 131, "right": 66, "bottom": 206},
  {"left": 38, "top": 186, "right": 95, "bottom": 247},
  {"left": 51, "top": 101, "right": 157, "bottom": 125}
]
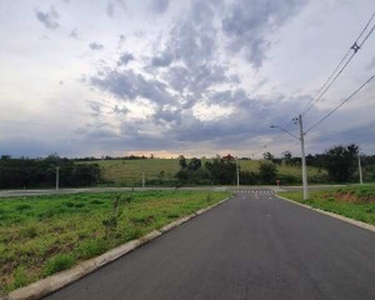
[{"left": 276, "top": 194, "right": 375, "bottom": 234}]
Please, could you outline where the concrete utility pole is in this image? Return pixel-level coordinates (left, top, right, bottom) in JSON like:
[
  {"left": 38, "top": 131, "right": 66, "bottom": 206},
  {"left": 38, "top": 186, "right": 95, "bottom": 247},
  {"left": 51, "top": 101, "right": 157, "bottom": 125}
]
[
  {"left": 56, "top": 166, "right": 60, "bottom": 191},
  {"left": 142, "top": 172, "right": 145, "bottom": 189},
  {"left": 236, "top": 158, "right": 240, "bottom": 187},
  {"left": 270, "top": 114, "right": 309, "bottom": 201},
  {"left": 298, "top": 114, "right": 309, "bottom": 201},
  {"left": 358, "top": 152, "right": 363, "bottom": 185}
]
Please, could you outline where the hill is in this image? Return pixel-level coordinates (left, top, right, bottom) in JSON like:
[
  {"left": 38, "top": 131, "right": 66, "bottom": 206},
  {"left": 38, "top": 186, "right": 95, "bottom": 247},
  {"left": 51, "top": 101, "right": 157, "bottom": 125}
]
[{"left": 81, "top": 159, "right": 324, "bottom": 186}]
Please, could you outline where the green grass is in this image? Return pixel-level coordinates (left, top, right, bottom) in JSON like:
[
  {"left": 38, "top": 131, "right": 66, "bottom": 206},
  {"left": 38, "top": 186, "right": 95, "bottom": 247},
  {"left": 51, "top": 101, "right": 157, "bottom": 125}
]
[
  {"left": 278, "top": 184, "right": 375, "bottom": 225},
  {"left": 81, "top": 158, "right": 323, "bottom": 186},
  {"left": 0, "top": 190, "right": 229, "bottom": 295}
]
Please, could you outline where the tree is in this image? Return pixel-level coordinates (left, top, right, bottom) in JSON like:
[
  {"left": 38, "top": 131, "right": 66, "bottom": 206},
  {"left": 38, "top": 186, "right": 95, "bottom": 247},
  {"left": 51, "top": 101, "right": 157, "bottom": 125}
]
[
  {"left": 282, "top": 151, "right": 294, "bottom": 166},
  {"left": 282, "top": 151, "right": 292, "bottom": 160},
  {"left": 205, "top": 159, "right": 236, "bottom": 185},
  {"left": 188, "top": 158, "right": 202, "bottom": 171},
  {"left": 259, "top": 161, "right": 277, "bottom": 184},
  {"left": 178, "top": 155, "right": 187, "bottom": 169},
  {"left": 325, "top": 144, "right": 358, "bottom": 182},
  {"left": 263, "top": 152, "right": 274, "bottom": 161}
]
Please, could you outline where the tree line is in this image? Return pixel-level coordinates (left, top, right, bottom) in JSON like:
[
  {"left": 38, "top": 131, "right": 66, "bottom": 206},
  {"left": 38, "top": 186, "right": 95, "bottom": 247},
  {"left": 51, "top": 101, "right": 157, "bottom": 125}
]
[
  {"left": 0, "top": 155, "right": 101, "bottom": 189},
  {"left": 175, "top": 156, "right": 278, "bottom": 185},
  {"left": 174, "top": 144, "right": 375, "bottom": 186}
]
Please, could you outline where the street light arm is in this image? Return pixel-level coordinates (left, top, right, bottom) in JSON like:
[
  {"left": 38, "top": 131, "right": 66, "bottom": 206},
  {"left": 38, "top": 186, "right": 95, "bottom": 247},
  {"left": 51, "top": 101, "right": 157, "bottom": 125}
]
[{"left": 270, "top": 125, "right": 300, "bottom": 140}]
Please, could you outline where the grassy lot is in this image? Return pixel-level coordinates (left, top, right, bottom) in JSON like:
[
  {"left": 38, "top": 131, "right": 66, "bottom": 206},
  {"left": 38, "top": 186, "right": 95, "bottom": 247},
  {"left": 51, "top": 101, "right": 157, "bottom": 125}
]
[
  {"left": 83, "top": 158, "right": 323, "bottom": 186},
  {"left": 0, "top": 190, "right": 229, "bottom": 295},
  {"left": 278, "top": 184, "right": 375, "bottom": 225}
]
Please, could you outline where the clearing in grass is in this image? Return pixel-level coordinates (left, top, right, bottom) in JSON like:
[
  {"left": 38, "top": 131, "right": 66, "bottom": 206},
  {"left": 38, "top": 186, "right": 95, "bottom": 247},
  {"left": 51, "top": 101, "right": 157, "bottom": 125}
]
[{"left": 0, "top": 190, "right": 229, "bottom": 295}]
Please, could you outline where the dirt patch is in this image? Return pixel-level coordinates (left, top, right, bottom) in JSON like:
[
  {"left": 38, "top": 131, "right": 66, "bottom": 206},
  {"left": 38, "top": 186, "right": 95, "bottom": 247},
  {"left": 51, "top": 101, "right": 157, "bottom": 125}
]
[{"left": 335, "top": 193, "right": 375, "bottom": 203}]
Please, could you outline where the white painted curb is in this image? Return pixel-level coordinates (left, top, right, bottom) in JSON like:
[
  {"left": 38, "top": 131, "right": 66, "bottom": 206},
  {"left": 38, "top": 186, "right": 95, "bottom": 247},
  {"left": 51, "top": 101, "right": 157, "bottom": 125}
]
[
  {"left": 276, "top": 194, "right": 375, "bottom": 234},
  {"left": 4, "top": 197, "right": 230, "bottom": 300}
]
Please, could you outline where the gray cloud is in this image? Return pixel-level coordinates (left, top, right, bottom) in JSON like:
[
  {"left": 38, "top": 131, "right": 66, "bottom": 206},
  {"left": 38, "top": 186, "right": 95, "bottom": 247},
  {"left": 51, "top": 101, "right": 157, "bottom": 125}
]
[
  {"left": 86, "top": 100, "right": 104, "bottom": 117},
  {"left": 106, "top": 2, "right": 114, "bottom": 18},
  {"left": 222, "top": 0, "right": 308, "bottom": 68},
  {"left": 85, "top": 1, "right": 248, "bottom": 150},
  {"left": 81, "top": 0, "right": 320, "bottom": 155},
  {"left": 151, "top": 52, "right": 173, "bottom": 67},
  {"left": 117, "top": 52, "right": 134, "bottom": 66},
  {"left": 106, "top": 0, "right": 127, "bottom": 18},
  {"left": 69, "top": 28, "right": 79, "bottom": 39},
  {"left": 113, "top": 105, "right": 129, "bottom": 115},
  {"left": 35, "top": 6, "right": 60, "bottom": 30},
  {"left": 150, "top": 0, "right": 170, "bottom": 14},
  {"left": 89, "top": 42, "right": 104, "bottom": 50},
  {"left": 90, "top": 70, "right": 175, "bottom": 105}
]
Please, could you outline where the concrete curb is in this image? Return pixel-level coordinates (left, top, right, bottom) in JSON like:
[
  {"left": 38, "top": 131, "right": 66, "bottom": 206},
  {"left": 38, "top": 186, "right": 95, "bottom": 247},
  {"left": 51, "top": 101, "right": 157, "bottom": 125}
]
[
  {"left": 276, "top": 194, "right": 375, "bottom": 234},
  {"left": 4, "top": 197, "right": 230, "bottom": 300}
]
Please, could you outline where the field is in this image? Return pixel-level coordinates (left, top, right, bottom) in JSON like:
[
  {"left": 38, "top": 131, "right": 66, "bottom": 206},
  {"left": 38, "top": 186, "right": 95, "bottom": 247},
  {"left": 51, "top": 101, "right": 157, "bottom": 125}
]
[
  {"left": 0, "top": 190, "right": 229, "bottom": 295},
  {"left": 279, "top": 184, "right": 375, "bottom": 225},
  {"left": 82, "top": 158, "right": 323, "bottom": 186}
]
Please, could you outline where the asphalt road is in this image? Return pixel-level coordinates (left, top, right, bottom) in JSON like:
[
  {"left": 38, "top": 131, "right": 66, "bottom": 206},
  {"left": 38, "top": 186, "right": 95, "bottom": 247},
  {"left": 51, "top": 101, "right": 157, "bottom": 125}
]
[{"left": 46, "top": 189, "right": 375, "bottom": 300}]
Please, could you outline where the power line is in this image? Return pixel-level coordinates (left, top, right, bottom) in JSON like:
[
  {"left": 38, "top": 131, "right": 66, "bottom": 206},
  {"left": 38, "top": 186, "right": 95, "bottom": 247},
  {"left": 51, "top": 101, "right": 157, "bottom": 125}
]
[
  {"left": 305, "top": 74, "right": 375, "bottom": 133},
  {"left": 254, "top": 12, "right": 375, "bottom": 155},
  {"left": 301, "top": 11, "right": 375, "bottom": 117}
]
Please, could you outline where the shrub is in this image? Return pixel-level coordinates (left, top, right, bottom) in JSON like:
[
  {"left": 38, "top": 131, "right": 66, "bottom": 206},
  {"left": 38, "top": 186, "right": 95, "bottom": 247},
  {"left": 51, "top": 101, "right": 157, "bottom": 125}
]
[
  {"left": 77, "top": 239, "right": 107, "bottom": 259},
  {"left": 240, "top": 171, "right": 259, "bottom": 185},
  {"left": 102, "top": 194, "right": 133, "bottom": 239},
  {"left": 11, "top": 266, "right": 29, "bottom": 289},
  {"left": 259, "top": 162, "right": 277, "bottom": 184},
  {"left": 44, "top": 254, "right": 75, "bottom": 276}
]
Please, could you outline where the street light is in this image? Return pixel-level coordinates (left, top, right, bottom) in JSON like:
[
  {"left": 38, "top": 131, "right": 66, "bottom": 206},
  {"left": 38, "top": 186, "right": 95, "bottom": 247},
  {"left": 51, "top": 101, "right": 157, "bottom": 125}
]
[{"left": 270, "top": 114, "right": 309, "bottom": 200}]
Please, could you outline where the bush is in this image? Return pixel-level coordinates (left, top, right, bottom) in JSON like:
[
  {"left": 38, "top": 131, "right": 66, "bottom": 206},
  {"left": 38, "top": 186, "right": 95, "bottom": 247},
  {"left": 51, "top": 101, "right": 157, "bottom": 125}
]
[
  {"left": 277, "top": 174, "right": 301, "bottom": 185},
  {"left": 259, "top": 162, "right": 277, "bottom": 184},
  {"left": 44, "top": 254, "right": 75, "bottom": 276},
  {"left": 77, "top": 239, "right": 107, "bottom": 259},
  {"left": 240, "top": 171, "right": 259, "bottom": 185},
  {"left": 11, "top": 266, "right": 29, "bottom": 289}
]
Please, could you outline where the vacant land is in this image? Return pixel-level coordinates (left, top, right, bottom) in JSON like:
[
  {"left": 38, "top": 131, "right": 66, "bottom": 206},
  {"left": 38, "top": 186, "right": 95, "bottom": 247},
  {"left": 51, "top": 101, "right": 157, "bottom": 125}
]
[
  {"left": 0, "top": 190, "right": 229, "bottom": 295},
  {"left": 279, "top": 184, "right": 375, "bottom": 225},
  {"left": 82, "top": 158, "right": 323, "bottom": 186}
]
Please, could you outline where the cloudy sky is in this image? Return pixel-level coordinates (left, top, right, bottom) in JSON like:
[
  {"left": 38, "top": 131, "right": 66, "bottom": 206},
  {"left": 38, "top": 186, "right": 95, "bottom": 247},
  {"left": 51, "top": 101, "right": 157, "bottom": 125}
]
[{"left": 1, "top": 0, "right": 375, "bottom": 158}]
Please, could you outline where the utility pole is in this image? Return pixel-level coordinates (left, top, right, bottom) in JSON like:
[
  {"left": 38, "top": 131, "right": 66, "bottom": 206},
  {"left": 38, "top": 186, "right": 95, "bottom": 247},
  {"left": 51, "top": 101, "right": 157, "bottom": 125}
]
[
  {"left": 270, "top": 115, "right": 309, "bottom": 200},
  {"left": 236, "top": 158, "right": 240, "bottom": 187},
  {"left": 56, "top": 166, "right": 60, "bottom": 191},
  {"left": 298, "top": 114, "right": 309, "bottom": 201},
  {"left": 358, "top": 152, "right": 363, "bottom": 185}
]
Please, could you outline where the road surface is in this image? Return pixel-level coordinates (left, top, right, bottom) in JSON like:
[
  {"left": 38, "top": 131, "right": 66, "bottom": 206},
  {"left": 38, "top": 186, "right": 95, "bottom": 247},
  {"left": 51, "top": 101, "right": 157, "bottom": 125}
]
[{"left": 46, "top": 188, "right": 375, "bottom": 300}]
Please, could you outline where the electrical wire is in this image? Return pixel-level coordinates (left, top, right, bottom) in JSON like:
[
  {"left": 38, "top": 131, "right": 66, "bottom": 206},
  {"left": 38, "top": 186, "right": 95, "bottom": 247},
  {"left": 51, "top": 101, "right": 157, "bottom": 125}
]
[
  {"left": 301, "top": 11, "right": 375, "bottom": 117},
  {"left": 305, "top": 74, "right": 375, "bottom": 133}
]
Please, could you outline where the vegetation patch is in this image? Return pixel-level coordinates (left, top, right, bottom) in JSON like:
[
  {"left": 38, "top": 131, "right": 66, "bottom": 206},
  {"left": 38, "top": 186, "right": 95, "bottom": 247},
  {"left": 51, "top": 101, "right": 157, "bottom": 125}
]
[
  {"left": 80, "top": 157, "right": 323, "bottom": 186},
  {"left": 278, "top": 184, "right": 375, "bottom": 225},
  {"left": 0, "top": 190, "right": 229, "bottom": 295}
]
